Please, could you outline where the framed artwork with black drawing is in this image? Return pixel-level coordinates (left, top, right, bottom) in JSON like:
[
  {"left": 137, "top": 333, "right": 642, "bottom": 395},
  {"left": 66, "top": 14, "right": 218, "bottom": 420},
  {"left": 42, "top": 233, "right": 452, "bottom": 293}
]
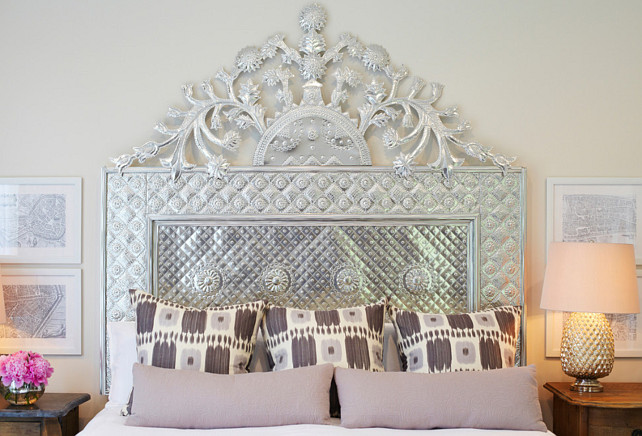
[
  {"left": 0, "top": 177, "right": 81, "bottom": 264},
  {"left": 0, "top": 268, "right": 81, "bottom": 355},
  {"left": 545, "top": 177, "right": 642, "bottom": 357}
]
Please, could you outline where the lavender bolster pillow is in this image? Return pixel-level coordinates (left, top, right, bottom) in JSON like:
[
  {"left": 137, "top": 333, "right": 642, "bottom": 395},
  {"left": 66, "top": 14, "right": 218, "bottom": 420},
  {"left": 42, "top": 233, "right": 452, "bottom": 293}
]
[
  {"left": 126, "top": 363, "right": 334, "bottom": 429},
  {"left": 335, "top": 365, "right": 547, "bottom": 432}
]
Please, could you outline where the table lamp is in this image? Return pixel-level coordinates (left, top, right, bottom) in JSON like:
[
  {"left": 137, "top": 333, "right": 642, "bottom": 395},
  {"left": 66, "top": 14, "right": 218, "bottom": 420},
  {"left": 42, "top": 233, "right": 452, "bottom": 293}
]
[{"left": 541, "top": 242, "right": 639, "bottom": 392}]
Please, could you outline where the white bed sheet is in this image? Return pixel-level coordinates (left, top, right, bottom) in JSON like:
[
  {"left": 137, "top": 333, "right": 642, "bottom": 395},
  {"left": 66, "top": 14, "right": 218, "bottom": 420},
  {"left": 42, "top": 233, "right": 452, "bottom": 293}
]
[{"left": 79, "top": 403, "right": 553, "bottom": 436}]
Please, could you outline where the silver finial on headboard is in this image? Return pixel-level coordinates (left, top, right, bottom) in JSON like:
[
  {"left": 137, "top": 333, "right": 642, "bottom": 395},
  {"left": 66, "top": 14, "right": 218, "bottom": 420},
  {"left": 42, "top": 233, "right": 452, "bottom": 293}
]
[{"left": 111, "top": 3, "right": 515, "bottom": 182}]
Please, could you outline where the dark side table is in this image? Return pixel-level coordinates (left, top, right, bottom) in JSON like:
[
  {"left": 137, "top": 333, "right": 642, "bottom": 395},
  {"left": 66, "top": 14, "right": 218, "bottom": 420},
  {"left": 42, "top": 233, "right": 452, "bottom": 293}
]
[
  {"left": 544, "top": 382, "right": 642, "bottom": 436},
  {"left": 0, "top": 392, "right": 90, "bottom": 436}
]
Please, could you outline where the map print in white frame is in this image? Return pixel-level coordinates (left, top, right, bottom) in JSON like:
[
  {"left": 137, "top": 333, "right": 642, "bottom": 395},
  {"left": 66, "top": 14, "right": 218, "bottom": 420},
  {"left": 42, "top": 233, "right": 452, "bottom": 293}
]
[
  {"left": 0, "top": 177, "right": 81, "bottom": 263},
  {"left": 0, "top": 267, "right": 81, "bottom": 355},
  {"left": 545, "top": 177, "right": 642, "bottom": 357}
]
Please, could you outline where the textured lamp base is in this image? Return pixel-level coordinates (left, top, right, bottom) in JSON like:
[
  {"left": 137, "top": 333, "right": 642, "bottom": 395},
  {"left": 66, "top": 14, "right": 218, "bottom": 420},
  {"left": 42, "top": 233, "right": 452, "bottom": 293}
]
[{"left": 561, "top": 312, "right": 614, "bottom": 393}]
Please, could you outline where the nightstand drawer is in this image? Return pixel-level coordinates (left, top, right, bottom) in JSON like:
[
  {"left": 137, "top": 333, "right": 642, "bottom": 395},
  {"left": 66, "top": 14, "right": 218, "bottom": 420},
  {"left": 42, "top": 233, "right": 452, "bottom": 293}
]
[
  {"left": 0, "top": 420, "right": 41, "bottom": 436},
  {"left": 589, "top": 407, "right": 642, "bottom": 436}
]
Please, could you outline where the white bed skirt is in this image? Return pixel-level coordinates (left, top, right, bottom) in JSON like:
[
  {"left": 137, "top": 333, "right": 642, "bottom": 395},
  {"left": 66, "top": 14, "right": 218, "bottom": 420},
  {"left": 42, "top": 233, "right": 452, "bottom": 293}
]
[{"left": 79, "top": 403, "right": 553, "bottom": 436}]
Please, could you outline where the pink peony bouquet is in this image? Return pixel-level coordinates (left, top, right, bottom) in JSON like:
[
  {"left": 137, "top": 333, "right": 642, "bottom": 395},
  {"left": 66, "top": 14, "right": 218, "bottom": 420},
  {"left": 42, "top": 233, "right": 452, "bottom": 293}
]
[{"left": 0, "top": 351, "right": 54, "bottom": 389}]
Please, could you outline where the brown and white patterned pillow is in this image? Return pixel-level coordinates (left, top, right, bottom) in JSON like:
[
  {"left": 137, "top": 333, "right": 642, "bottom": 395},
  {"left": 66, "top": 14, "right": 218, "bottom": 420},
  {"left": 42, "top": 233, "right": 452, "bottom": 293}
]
[
  {"left": 389, "top": 305, "right": 521, "bottom": 373},
  {"left": 261, "top": 301, "right": 387, "bottom": 372},
  {"left": 129, "top": 289, "right": 266, "bottom": 374}
]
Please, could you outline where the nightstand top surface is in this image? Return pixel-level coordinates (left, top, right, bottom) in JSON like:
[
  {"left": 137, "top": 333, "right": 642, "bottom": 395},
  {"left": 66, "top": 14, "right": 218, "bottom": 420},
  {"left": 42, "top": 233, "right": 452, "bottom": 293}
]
[
  {"left": 0, "top": 392, "right": 90, "bottom": 418},
  {"left": 545, "top": 382, "right": 642, "bottom": 409}
]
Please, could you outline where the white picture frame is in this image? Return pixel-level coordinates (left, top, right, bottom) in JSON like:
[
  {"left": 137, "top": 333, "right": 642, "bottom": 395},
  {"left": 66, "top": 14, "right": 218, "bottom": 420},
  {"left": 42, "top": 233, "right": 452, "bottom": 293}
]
[
  {"left": 0, "top": 177, "right": 81, "bottom": 264},
  {"left": 0, "top": 267, "right": 81, "bottom": 355},
  {"left": 546, "top": 177, "right": 642, "bottom": 263},
  {"left": 545, "top": 177, "right": 642, "bottom": 357}
]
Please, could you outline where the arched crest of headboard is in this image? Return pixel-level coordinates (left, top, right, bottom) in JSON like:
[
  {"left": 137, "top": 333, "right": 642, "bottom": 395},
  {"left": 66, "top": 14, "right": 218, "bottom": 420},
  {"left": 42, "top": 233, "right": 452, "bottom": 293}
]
[{"left": 110, "top": 3, "right": 515, "bottom": 183}]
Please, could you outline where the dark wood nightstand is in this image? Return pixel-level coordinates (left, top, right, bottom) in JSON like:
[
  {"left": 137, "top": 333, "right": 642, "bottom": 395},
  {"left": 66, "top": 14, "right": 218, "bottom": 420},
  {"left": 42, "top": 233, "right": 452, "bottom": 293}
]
[
  {"left": 0, "top": 392, "right": 90, "bottom": 436},
  {"left": 544, "top": 382, "right": 642, "bottom": 436}
]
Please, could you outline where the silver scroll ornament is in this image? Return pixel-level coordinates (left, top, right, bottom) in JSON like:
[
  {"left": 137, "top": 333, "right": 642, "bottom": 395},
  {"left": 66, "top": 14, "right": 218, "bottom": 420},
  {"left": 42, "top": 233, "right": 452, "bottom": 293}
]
[{"left": 111, "top": 4, "right": 515, "bottom": 183}]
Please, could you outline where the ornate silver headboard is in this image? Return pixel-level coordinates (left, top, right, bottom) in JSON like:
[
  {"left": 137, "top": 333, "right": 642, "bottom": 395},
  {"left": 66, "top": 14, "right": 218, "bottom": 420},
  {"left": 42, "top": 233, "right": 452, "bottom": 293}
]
[{"left": 100, "top": 4, "right": 526, "bottom": 393}]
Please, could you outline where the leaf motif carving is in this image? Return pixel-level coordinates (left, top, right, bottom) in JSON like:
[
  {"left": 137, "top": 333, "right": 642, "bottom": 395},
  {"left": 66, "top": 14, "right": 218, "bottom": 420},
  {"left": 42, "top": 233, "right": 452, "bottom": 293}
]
[
  {"left": 365, "top": 81, "right": 387, "bottom": 104},
  {"left": 167, "top": 107, "right": 184, "bottom": 118},
  {"left": 370, "top": 112, "right": 390, "bottom": 128},
  {"left": 235, "top": 114, "right": 256, "bottom": 130},
  {"left": 358, "top": 103, "right": 373, "bottom": 123},
  {"left": 383, "top": 107, "right": 401, "bottom": 120},
  {"left": 382, "top": 128, "right": 399, "bottom": 149},
  {"left": 210, "top": 115, "right": 222, "bottom": 130},
  {"left": 331, "top": 89, "right": 348, "bottom": 106},
  {"left": 216, "top": 69, "right": 232, "bottom": 84},
  {"left": 133, "top": 142, "right": 160, "bottom": 161},
  {"left": 239, "top": 80, "right": 261, "bottom": 106},
  {"left": 224, "top": 108, "right": 242, "bottom": 121},
  {"left": 222, "top": 131, "right": 241, "bottom": 151}
]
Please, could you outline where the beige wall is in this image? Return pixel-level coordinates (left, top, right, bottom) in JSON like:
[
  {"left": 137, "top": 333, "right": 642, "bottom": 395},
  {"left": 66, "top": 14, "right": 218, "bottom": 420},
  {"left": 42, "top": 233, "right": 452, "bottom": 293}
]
[{"left": 1, "top": 0, "right": 641, "bottom": 428}]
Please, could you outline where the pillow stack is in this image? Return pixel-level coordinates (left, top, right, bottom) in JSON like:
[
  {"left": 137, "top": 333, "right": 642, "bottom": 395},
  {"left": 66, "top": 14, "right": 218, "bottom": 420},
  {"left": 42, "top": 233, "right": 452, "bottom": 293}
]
[{"left": 121, "top": 291, "right": 545, "bottom": 432}]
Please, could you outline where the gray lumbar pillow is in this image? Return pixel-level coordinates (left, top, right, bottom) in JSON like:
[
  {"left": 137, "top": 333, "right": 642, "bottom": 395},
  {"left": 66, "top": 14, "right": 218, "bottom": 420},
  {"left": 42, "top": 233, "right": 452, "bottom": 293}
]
[
  {"left": 335, "top": 365, "right": 547, "bottom": 432},
  {"left": 126, "top": 363, "right": 334, "bottom": 429}
]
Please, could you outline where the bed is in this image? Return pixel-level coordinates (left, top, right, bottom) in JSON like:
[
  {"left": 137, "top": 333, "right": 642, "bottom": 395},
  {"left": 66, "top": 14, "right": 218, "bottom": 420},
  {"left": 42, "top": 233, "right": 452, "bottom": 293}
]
[
  {"left": 90, "top": 3, "right": 549, "bottom": 435},
  {"left": 82, "top": 409, "right": 549, "bottom": 436},
  {"left": 83, "top": 408, "right": 549, "bottom": 436}
]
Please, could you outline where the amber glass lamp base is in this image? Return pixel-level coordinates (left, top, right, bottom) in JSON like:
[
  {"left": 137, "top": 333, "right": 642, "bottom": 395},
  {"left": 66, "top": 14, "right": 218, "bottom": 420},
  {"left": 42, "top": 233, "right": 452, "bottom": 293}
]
[{"left": 560, "top": 312, "right": 614, "bottom": 393}]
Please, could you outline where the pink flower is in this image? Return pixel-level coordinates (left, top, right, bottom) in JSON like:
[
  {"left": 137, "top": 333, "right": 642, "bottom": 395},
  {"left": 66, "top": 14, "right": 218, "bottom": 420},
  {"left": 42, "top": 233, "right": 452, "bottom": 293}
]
[
  {"left": 29, "top": 356, "right": 53, "bottom": 386},
  {"left": 0, "top": 351, "right": 53, "bottom": 388},
  {"left": 3, "top": 356, "right": 28, "bottom": 388},
  {"left": 0, "top": 355, "right": 8, "bottom": 378}
]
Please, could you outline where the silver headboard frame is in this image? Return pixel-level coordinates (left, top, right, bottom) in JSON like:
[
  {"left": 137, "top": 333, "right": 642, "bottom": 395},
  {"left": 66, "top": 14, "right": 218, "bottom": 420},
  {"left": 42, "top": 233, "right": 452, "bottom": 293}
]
[{"left": 100, "top": 4, "right": 526, "bottom": 394}]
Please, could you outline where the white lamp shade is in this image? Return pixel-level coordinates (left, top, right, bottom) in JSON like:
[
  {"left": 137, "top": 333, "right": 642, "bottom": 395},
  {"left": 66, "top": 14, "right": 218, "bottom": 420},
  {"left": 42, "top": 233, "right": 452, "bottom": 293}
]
[{"left": 541, "top": 242, "right": 639, "bottom": 314}]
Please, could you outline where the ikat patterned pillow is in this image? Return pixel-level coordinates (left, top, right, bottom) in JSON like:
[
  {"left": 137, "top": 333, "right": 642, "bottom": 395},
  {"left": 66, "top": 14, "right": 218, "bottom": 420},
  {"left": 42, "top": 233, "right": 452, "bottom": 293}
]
[
  {"left": 261, "top": 300, "right": 387, "bottom": 372},
  {"left": 129, "top": 289, "right": 266, "bottom": 374},
  {"left": 390, "top": 305, "right": 521, "bottom": 373}
]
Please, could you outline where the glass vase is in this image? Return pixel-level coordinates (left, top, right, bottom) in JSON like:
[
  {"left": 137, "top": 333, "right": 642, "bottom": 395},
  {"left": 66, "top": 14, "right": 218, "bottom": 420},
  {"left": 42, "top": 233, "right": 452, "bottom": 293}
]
[{"left": 2, "top": 381, "right": 45, "bottom": 405}]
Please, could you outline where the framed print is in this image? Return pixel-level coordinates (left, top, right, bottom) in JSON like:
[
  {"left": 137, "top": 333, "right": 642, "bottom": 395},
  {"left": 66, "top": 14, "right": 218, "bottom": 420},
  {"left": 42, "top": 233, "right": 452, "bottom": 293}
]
[
  {"left": 545, "top": 177, "right": 642, "bottom": 357},
  {"left": 0, "top": 177, "right": 81, "bottom": 264},
  {"left": 546, "top": 177, "right": 642, "bottom": 263},
  {"left": 0, "top": 268, "right": 81, "bottom": 355}
]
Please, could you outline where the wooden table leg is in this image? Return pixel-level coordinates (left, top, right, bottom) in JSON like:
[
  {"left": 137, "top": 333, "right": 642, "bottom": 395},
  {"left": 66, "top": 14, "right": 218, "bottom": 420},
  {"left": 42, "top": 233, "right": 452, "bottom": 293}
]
[
  {"left": 60, "top": 406, "right": 80, "bottom": 436},
  {"left": 43, "top": 418, "right": 62, "bottom": 436},
  {"left": 553, "top": 395, "right": 589, "bottom": 436}
]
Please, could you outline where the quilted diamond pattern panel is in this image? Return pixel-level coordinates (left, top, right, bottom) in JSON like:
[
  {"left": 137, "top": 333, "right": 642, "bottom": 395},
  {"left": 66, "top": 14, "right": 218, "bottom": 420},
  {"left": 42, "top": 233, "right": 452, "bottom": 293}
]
[{"left": 153, "top": 221, "right": 471, "bottom": 314}]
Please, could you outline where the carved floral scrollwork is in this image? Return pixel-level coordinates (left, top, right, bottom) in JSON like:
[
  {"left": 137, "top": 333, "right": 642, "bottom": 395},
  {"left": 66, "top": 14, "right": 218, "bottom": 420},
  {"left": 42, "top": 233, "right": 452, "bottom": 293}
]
[{"left": 111, "top": 3, "right": 514, "bottom": 183}]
